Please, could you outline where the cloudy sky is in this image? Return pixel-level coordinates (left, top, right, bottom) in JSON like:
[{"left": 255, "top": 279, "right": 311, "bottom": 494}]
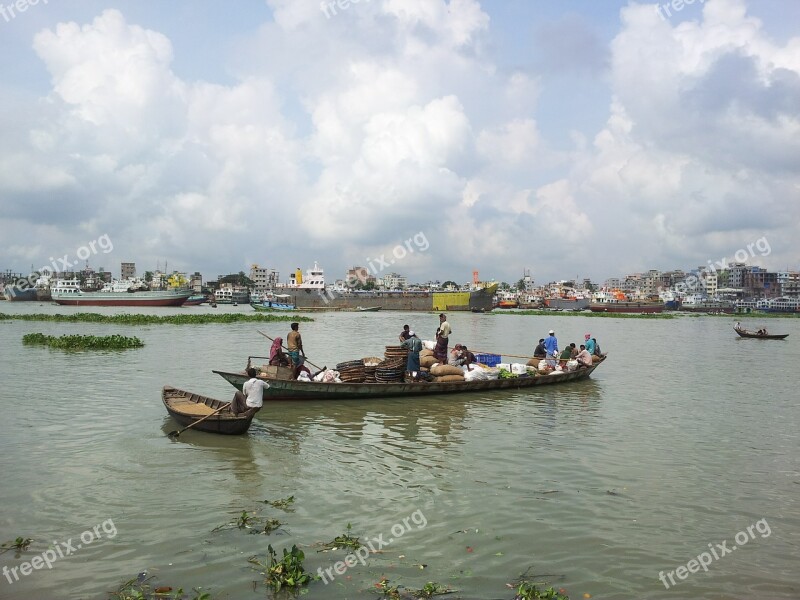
[{"left": 1, "top": 0, "right": 798, "bottom": 286}]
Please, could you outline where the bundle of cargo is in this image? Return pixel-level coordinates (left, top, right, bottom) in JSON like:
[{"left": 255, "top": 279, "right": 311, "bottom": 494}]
[
  {"left": 336, "top": 359, "right": 366, "bottom": 383},
  {"left": 362, "top": 356, "right": 382, "bottom": 383},
  {"left": 429, "top": 363, "right": 465, "bottom": 382},
  {"left": 384, "top": 345, "right": 409, "bottom": 362},
  {"left": 375, "top": 358, "right": 405, "bottom": 383}
]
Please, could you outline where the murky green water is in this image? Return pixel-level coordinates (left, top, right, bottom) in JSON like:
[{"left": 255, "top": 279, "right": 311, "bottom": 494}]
[{"left": 1, "top": 304, "right": 798, "bottom": 599}]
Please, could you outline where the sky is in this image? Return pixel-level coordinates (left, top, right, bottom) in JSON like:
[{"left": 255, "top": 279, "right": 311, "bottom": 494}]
[{"left": 1, "top": 0, "right": 799, "bottom": 286}]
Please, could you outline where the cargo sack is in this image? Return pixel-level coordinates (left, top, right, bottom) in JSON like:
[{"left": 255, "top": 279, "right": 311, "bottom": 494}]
[
  {"left": 433, "top": 374, "right": 465, "bottom": 382},
  {"left": 430, "top": 364, "right": 464, "bottom": 377}
]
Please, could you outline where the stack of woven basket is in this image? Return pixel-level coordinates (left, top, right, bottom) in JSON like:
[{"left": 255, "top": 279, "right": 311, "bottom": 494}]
[
  {"left": 335, "top": 359, "right": 366, "bottom": 383},
  {"left": 375, "top": 357, "right": 405, "bottom": 383},
  {"left": 384, "top": 345, "right": 409, "bottom": 362},
  {"left": 362, "top": 356, "right": 382, "bottom": 383}
]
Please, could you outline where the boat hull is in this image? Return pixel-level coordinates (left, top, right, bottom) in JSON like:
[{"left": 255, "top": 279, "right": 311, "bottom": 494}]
[
  {"left": 161, "top": 386, "right": 254, "bottom": 434},
  {"left": 589, "top": 302, "right": 664, "bottom": 314},
  {"left": 734, "top": 328, "right": 788, "bottom": 340},
  {"left": 213, "top": 359, "right": 604, "bottom": 401},
  {"left": 281, "top": 284, "right": 498, "bottom": 312},
  {"left": 52, "top": 290, "right": 192, "bottom": 306},
  {"left": 251, "top": 301, "right": 295, "bottom": 311},
  {"left": 545, "top": 298, "right": 590, "bottom": 310},
  {"left": 3, "top": 286, "right": 39, "bottom": 301}
]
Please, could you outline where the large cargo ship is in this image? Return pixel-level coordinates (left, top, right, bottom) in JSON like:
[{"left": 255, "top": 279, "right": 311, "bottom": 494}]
[
  {"left": 3, "top": 285, "right": 38, "bottom": 301},
  {"left": 51, "top": 279, "right": 192, "bottom": 307},
  {"left": 589, "top": 290, "right": 664, "bottom": 314},
  {"left": 276, "top": 263, "right": 498, "bottom": 312}
]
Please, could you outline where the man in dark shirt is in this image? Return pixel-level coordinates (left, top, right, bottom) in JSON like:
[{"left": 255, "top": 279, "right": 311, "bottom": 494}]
[
  {"left": 533, "top": 338, "right": 546, "bottom": 358},
  {"left": 399, "top": 324, "right": 412, "bottom": 343}
]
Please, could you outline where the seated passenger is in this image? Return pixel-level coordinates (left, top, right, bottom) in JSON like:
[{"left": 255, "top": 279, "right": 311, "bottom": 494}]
[
  {"left": 269, "top": 337, "right": 290, "bottom": 366},
  {"left": 576, "top": 345, "right": 593, "bottom": 367}
]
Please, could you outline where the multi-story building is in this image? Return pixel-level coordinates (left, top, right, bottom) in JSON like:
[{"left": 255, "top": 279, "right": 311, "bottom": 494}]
[
  {"left": 744, "top": 267, "right": 779, "bottom": 299},
  {"left": 382, "top": 272, "right": 407, "bottom": 289},
  {"left": 249, "top": 264, "right": 280, "bottom": 295},
  {"left": 121, "top": 262, "right": 136, "bottom": 279},
  {"left": 190, "top": 271, "right": 203, "bottom": 293}
]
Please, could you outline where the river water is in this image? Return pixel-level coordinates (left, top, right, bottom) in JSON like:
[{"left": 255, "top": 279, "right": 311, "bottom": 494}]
[{"left": 0, "top": 303, "right": 798, "bottom": 600}]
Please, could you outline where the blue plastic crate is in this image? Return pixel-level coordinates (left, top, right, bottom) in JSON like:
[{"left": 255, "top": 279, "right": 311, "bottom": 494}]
[{"left": 474, "top": 353, "right": 501, "bottom": 366}]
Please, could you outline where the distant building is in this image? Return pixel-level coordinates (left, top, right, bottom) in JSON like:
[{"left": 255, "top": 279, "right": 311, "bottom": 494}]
[
  {"left": 383, "top": 272, "right": 407, "bottom": 289},
  {"left": 346, "top": 266, "right": 370, "bottom": 286},
  {"left": 249, "top": 264, "right": 280, "bottom": 294},
  {"left": 190, "top": 271, "right": 203, "bottom": 293},
  {"left": 121, "top": 262, "right": 136, "bottom": 280},
  {"left": 778, "top": 271, "right": 800, "bottom": 297}
]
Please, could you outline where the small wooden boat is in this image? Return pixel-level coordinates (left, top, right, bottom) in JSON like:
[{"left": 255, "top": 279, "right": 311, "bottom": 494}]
[
  {"left": 213, "top": 358, "right": 606, "bottom": 402},
  {"left": 734, "top": 327, "right": 788, "bottom": 340},
  {"left": 161, "top": 386, "right": 254, "bottom": 434},
  {"left": 356, "top": 306, "right": 381, "bottom": 312}
]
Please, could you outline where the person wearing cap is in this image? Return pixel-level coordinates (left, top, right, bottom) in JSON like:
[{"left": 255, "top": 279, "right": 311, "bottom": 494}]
[
  {"left": 585, "top": 334, "right": 596, "bottom": 355},
  {"left": 401, "top": 329, "right": 423, "bottom": 375}
]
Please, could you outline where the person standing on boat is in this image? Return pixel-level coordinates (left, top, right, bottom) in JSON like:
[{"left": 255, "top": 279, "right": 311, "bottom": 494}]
[
  {"left": 231, "top": 367, "right": 268, "bottom": 416},
  {"left": 401, "top": 330, "right": 423, "bottom": 376},
  {"left": 433, "top": 313, "right": 451, "bottom": 363},
  {"left": 287, "top": 322, "right": 306, "bottom": 378},
  {"left": 543, "top": 329, "right": 558, "bottom": 366},
  {"left": 584, "top": 334, "right": 596, "bottom": 355}
]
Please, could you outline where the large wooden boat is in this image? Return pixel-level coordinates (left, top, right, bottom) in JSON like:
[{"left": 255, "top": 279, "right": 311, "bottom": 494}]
[
  {"left": 733, "top": 327, "right": 788, "bottom": 340},
  {"left": 161, "top": 386, "right": 254, "bottom": 434},
  {"left": 213, "top": 358, "right": 606, "bottom": 402}
]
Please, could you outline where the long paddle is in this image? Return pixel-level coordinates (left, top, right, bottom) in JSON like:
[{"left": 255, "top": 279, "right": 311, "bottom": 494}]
[
  {"left": 257, "top": 330, "right": 324, "bottom": 371},
  {"left": 168, "top": 402, "right": 231, "bottom": 438}
]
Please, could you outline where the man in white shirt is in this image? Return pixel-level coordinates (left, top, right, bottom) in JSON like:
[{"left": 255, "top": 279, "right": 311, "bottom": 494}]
[{"left": 231, "top": 367, "right": 269, "bottom": 416}]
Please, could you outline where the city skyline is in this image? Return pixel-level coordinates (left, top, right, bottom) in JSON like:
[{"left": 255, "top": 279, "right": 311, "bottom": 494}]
[{"left": 1, "top": 0, "right": 798, "bottom": 283}]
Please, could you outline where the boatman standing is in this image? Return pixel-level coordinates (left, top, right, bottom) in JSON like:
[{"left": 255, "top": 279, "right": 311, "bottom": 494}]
[
  {"left": 287, "top": 322, "right": 306, "bottom": 379},
  {"left": 434, "top": 313, "right": 451, "bottom": 363},
  {"left": 543, "top": 329, "right": 558, "bottom": 366}
]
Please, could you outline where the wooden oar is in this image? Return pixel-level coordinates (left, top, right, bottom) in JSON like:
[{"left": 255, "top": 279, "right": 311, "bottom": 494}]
[
  {"left": 168, "top": 402, "right": 231, "bottom": 438},
  {"left": 257, "top": 330, "right": 324, "bottom": 371}
]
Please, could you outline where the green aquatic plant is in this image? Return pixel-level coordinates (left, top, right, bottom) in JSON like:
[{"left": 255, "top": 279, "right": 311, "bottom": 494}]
[
  {"left": 321, "top": 522, "right": 362, "bottom": 551},
  {"left": 411, "top": 581, "right": 455, "bottom": 598},
  {"left": 0, "top": 536, "right": 33, "bottom": 553},
  {"left": 514, "top": 581, "right": 569, "bottom": 600},
  {"left": 2, "top": 312, "right": 312, "bottom": 325},
  {"left": 261, "top": 495, "right": 295, "bottom": 511},
  {"left": 22, "top": 333, "right": 144, "bottom": 350},
  {"left": 250, "top": 544, "right": 312, "bottom": 592},
  {"left": 109, "top": 576, "right": 212, "bottom": 599}
]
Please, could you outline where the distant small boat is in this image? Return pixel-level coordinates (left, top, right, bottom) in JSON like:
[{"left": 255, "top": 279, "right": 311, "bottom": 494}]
[
  {"left": 183, "top": 294, "right": 208, "bottom": 306},
  {"left": 251, "top": 294, "right": 296, "bottom": 311},
  {"left": 471, "top": 307, "right": 491, "bottom": 313},
  {"left": 356, "top": 306, "right": 381, "bottom": 312},
  {"left": 162, "top": 386, "right": 254, "bottom": 435},
  {"left": 734, "top": 326, "right": 788, "bottom": 340},
  {"left": 496, "top": 300, "right": 519, "bottom": 309}
]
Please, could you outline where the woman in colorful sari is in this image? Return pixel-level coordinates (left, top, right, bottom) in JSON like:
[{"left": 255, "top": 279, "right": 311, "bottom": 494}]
[{"left": 269, "top": 337, "right": 290, "bottom": 366}]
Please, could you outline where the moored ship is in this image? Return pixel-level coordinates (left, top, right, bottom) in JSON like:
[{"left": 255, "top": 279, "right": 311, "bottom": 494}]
[
  {"left": 589, "top": 290, "right": 664, "bottom": 314},
  {"left": 276, "top": 263, "right": 498, "bottom": 312},
  {"left": 51, "top": 278, "right": 192, "bottom": 307}
]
